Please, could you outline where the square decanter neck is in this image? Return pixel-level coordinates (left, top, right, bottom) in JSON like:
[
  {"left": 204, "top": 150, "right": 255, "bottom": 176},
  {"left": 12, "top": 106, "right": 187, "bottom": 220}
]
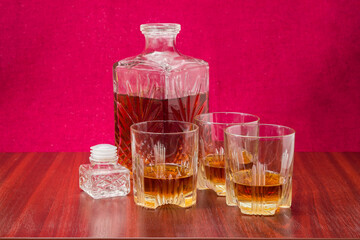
[{"left": 143, "top": 35, "right": 178, "bottom": 53}]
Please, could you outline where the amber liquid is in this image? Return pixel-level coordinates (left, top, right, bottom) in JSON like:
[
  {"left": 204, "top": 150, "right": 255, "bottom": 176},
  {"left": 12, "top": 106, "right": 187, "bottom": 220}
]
[
  {"left": 114, "top": 93, "right": 208, "bottom": 171},
  {"left": 203, "top": 154, "right": 226, "bottom": 195},
  {"left": 202, "top": 152, "right": 253, "bottom": 196},
  {"left": 233, "top": 169, "right": 283, "bottom": 215},
  {"left": 140, "top": 163, "right": 195, "bottom": 208}
]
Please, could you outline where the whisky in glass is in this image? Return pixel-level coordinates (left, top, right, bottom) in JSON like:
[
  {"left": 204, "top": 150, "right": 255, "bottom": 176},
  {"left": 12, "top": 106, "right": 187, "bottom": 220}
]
[
  {"left": 225, "top": 124, "right": 295, "bottom": 215},
  {"left": 195, "top": 112, "right": 259, "bottom": 197},
  {"left": 131, "top": 120, "right": 199, "bottom": 209}
]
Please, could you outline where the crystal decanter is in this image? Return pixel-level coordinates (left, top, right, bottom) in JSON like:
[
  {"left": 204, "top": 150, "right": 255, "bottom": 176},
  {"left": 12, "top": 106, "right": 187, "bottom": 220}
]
[{"left": 113, "top": 23, "right": 209, "bottom": 171}]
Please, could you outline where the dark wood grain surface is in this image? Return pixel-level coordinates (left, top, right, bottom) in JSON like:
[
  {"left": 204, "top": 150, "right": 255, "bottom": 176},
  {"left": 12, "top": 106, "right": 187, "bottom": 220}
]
[{"left": 0, "top": 152, "right": 359, "bottom": 238}]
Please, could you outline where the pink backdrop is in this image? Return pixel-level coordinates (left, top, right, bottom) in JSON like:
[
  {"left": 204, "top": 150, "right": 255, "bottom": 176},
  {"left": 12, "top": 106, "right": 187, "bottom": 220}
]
[{"left": 1, "top": 0, "right": 359, "bottom": 152}]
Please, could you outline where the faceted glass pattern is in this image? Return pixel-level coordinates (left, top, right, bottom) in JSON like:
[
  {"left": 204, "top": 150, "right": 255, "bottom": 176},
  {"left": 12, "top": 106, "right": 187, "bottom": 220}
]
[
  {"left": 224, "top": 124, "right": 295, "bottom": 215},
  {"left": 131, "top": 121, "right": 199, "bottom": 209},
  {"left": 113, "top": 23, "right": 209, "bottom": 171},
  {"left": 79, "top": 164, "right": 130, "bottom": 199},
  {"left": 195, "top": 113, "right": 260, "bottom": 197}
]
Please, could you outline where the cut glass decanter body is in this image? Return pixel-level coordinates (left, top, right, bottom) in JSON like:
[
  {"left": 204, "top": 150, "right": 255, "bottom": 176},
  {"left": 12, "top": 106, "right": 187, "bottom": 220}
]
[{"left": 113, "top": 23, "right": 209, "bottom": 171}]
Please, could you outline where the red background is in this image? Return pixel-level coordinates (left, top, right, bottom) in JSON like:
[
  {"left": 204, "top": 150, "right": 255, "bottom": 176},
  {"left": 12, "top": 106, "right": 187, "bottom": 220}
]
[{"left": 0, "top": 0, "right": 359, "bottom": 152}]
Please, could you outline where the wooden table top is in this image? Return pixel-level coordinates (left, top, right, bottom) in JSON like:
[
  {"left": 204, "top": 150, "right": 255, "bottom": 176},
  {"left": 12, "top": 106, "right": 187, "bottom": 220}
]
[{"left": 0, "top": 152, "right": 359, "bottom": 239}]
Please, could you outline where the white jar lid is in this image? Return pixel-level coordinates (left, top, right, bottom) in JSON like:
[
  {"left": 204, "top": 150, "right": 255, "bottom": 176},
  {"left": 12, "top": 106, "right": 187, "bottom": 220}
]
[{"left": 90, "top": 144, "right": 118, "bottom": 163}]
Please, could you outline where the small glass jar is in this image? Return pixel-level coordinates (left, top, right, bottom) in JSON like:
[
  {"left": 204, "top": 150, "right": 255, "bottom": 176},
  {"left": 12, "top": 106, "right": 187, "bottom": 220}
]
[{"left": 79, "top": 144, "right": 130, "bottom": 199}]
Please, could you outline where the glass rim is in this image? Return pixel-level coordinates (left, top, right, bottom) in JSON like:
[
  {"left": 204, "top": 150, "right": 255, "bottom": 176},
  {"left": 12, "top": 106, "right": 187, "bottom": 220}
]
[
  {"left": 194, "top": 112, "right": 260, "bottom": 125},
  {"left": 130, "top": 120, "right": 198, "bottom": 135},
  {"left": 140, "top": 23, "right": 181, "bottom": 35},
  {"left": 225, "top": 123, "right": 295, "bottom": 138}
]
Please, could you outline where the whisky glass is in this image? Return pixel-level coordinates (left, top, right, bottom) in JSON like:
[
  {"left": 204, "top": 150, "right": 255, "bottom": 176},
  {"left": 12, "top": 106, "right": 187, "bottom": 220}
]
[
  {"left": 131, "top": 120, "right": 199, "bottom": 209},
  {"left": 194, "top": 112, "right": 259, "bottom": 196},
  {"left": 224, "top": 124, "right": 295, "bottom": 215}
]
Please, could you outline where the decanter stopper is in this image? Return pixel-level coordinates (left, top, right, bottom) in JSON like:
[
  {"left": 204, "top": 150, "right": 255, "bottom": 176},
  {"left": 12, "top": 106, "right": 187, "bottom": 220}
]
[{"left": 79, "top": 144, "right": 130, "bottom": 199}]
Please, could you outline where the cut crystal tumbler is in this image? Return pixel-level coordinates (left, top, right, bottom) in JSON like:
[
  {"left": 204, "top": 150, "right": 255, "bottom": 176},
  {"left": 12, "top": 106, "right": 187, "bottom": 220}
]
[
  {"left": 131, "top": 121, "right": 198, "bottom": 209},
  {"left": 224, "top": 124, "right": 295, "bottom": 215}
]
